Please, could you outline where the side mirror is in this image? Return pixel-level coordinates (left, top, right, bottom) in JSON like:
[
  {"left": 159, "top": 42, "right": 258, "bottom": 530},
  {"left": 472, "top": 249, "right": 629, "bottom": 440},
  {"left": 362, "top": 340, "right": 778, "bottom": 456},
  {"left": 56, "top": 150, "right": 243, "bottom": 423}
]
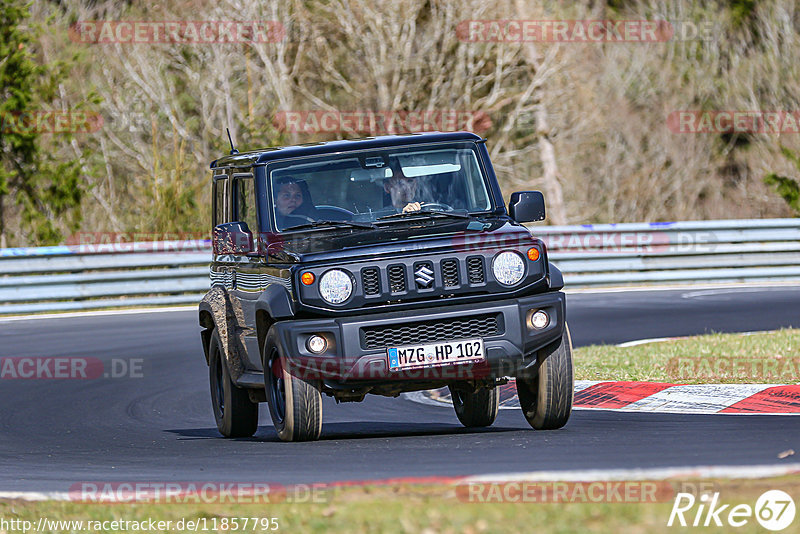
[
  {"left": 213, "top": 222, "right": 254, "bottom": 255},
  {"left": 508, "top": 191, "right": 546, "bottom": 223}
]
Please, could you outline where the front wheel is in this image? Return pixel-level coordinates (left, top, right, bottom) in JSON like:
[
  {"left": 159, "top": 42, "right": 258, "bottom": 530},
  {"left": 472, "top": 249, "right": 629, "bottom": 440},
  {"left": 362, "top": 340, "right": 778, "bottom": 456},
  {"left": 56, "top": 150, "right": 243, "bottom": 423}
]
[
  {"left": 449, "top": 384, "right": 499, "bottom": 427},
  {"left": 263, "top": 331, "right": 323, "bottom": 442},
  {"left": 516, "top": 325, "right": 574, "bottom": 430},
  {"left": 209, "top": 329, "right": 259, "bottom": 438}
]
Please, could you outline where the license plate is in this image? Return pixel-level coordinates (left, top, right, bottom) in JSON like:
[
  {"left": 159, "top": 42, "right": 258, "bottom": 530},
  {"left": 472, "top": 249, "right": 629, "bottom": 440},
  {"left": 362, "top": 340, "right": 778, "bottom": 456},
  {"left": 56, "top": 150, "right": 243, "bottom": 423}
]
[{"left": 387, "top": 338, "right": 485, "bottom": 372}]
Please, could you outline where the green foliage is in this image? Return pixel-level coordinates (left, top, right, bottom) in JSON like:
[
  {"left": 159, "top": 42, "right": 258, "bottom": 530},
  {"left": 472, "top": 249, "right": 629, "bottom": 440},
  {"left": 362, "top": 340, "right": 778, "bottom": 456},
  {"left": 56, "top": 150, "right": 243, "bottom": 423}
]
[
  {"left": 136, "top": 128, "right": 207, "bottom": 235},
  {"left": 764, "top": 174, "right": 800, "bottom": 215},
  {"left": 576, "top": 328, "right": 800, "bottom": 383},
  {"left": 729, "top": 0, "right": 758, "bottom": 27},
  {"left": 764, "top": 146, "right": 800, "bottom": 216},
  {"left": 0, "top": 0, "right": 85, "bottom": 245}
]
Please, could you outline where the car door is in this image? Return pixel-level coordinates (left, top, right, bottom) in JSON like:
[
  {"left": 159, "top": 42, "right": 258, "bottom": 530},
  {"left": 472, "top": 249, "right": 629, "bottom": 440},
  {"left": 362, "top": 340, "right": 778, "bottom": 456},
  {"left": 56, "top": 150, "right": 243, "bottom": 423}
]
[{"left": 230, "top": 170, "right": 263, "bottom": 370}]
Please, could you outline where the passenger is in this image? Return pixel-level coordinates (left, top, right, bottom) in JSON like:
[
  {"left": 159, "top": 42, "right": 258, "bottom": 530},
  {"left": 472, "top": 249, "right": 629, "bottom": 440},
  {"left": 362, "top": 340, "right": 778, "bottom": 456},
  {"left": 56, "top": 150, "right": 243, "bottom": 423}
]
[{"left": 274, "top": 177, "right": 318, "bottom": 229}]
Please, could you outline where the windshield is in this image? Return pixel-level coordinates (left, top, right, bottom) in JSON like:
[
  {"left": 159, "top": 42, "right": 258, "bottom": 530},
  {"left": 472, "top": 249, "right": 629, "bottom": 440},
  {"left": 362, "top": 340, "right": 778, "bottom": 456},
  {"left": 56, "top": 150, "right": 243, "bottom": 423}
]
[{"left": 268, "top": 142, "right": 492, "bottom": 231}]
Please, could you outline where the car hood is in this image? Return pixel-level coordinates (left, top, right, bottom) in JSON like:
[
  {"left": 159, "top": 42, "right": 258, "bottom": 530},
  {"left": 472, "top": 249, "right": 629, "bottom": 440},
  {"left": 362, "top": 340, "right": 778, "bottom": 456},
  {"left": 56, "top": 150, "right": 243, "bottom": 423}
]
[{"left": 264, "top": 219, "right": 539, "bottom": 264}]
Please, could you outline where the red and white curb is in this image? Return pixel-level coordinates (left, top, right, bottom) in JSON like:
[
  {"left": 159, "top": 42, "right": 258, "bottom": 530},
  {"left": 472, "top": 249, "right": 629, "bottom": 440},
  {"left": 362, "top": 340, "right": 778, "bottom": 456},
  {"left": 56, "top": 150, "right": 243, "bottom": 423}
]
[{"left": 405, "top": 380, "right": 800, "bottom": 415}]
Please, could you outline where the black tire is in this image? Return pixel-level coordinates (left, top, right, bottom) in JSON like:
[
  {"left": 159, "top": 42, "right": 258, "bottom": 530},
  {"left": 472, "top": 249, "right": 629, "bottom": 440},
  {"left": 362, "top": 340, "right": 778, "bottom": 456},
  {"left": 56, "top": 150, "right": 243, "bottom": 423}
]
[
  {"left": 263, "top": 330, "right": 322, "bottom": 442},
  {"left": 448, "top": 384, "right": 499, "bottom": 427},
  {"left": 516, "top": 324, "right": 574, "bottom": 430},
  {"left": 208, "top": 329, "right": 259, "bottom": 438}
]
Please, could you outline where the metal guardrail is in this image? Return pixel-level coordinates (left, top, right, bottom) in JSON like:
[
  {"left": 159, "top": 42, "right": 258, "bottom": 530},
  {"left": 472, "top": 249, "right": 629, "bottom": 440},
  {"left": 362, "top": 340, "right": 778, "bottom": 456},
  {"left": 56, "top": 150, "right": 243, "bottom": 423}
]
[
  {"left": 0, "top": 241, "right": 211, "bottom": 315},
  {"left": 0, "top": 218, "right": 798, "bottom": 315},
  {"left": 536, "top": 218, "right": 800, "bottom": 285}
]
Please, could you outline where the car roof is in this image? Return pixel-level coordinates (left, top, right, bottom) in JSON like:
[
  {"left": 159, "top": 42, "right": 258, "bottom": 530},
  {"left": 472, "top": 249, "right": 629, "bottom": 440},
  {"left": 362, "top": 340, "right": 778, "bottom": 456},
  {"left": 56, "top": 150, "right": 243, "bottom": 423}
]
[{"left": 210, "top": 131, "right": 484, "bottom": 169}]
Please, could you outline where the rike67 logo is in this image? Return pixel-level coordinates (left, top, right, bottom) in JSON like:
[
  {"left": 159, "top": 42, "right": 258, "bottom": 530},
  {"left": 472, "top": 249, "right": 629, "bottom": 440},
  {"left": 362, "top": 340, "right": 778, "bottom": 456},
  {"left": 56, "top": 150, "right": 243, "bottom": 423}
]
[{"left": 668, "top": 490, "right": 796, "bottom": 531}]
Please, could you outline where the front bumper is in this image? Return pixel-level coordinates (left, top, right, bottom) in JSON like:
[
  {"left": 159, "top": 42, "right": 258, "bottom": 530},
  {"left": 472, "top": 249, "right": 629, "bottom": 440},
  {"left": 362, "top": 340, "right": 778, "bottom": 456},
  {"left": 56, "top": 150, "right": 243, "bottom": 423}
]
[{"left": 271, "top": 291, "right": 566, "bottom": 384}]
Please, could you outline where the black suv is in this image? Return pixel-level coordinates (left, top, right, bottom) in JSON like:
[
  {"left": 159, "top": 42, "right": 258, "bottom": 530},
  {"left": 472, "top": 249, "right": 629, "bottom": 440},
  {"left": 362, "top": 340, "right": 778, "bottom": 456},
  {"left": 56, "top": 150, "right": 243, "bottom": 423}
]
[{"left": 199, "top": 131, "right": 573, "bottom": 441}]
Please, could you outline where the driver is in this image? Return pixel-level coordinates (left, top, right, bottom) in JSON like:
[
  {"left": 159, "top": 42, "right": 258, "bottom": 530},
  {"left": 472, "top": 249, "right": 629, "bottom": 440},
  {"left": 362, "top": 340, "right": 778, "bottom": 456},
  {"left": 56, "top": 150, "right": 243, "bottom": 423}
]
[{"left": 383, "top": 169, "right": 422, "bottom": 213}]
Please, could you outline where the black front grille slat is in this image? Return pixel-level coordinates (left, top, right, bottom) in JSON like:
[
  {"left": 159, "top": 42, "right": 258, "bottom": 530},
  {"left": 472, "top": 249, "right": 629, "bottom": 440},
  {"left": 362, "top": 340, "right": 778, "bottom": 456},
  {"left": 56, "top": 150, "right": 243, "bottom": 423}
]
[
  {"left": 388, "top": 265, "right": 406, "bottom": 293},
  {"left": 361, "top": 314, "right": 500, "bottom": 349},
  {"left": 362, "top": 268, "right": 380, "bottom": 295},
  {"left": 467, "top": 257, "right": 485, "bottom": 284},
  {"left": 441, "top": 259, "right": 459, "bottom": 287}
]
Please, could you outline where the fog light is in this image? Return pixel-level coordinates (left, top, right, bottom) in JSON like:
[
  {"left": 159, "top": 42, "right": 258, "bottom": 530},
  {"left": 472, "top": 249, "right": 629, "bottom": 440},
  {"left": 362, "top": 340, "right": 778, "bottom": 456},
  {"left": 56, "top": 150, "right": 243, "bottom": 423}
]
[
  {"left": 530, "top": 310, "right": 549, "bottom": 329},
  {"left": 306, "top": 335, "right": 327, "bottom": 354}
]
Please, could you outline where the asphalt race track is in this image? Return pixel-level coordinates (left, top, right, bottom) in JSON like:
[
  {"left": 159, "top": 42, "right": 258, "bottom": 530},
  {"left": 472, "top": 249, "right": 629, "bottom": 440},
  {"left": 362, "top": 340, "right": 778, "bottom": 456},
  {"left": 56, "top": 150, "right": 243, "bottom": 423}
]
[{"left": 2, "top": 286, "right": 799, "bottom": 491}]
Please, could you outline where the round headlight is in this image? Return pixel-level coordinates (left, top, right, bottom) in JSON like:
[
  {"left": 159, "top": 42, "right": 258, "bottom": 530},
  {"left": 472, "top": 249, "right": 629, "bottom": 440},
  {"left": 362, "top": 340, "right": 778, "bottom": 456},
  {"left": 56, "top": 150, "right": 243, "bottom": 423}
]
[
  {"left": 492, "top": 251, "right": 525, "bottom": 286},
  {"left": 319, "top": 269, "right": 353, "bottom": 304}
]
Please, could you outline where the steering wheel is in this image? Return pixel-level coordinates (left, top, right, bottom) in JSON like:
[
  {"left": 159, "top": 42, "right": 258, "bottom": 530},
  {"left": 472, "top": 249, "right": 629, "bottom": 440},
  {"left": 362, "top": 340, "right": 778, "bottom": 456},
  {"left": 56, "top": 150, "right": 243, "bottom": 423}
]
[{"left": 421, "top": 202, "right": 454, "bottom": 212}]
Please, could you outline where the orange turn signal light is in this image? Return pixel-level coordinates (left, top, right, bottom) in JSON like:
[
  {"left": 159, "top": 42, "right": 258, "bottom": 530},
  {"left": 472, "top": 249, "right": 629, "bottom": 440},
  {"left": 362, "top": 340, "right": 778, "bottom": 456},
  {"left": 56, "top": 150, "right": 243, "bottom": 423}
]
[
  {"left": 527, "top": 247, "right": 540, "bottom": 261},
  {"left": 301, "top": 272, "right": 315, "bottom": 285}
]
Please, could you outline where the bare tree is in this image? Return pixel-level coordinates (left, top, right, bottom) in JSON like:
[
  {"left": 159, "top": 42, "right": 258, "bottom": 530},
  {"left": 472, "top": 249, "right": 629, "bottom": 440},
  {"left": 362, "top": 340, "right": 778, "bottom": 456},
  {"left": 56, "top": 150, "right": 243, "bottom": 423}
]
[{"left": 22, "top": 0, "right": 799, "bottom": 245}]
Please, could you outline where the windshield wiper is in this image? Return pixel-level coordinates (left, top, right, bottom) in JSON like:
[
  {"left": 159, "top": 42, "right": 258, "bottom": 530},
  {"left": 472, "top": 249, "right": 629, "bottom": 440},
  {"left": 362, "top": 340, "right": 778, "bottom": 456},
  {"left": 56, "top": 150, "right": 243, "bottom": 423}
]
[
  {"left": 376, "top": 210, "right": 471, "bottom": 222},
  {"left": 282, "top": 220, "right": 376, "bottom": 232}
]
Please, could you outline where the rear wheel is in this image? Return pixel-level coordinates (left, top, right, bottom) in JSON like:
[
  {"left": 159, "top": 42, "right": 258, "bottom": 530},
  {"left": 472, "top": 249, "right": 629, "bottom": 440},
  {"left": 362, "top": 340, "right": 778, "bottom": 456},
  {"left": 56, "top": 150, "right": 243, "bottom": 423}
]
[
  {"left": 209, "top": 329, "right": 259, "bottom": 438},
  {"left": 263, "top": 331, "right": 323, "bottom": 442},
  {"left": 449, "top": 384, "right": 499, "bottom": 427},
  {"left": 516, "top": 325, "right": 574, "bottom": 430}
]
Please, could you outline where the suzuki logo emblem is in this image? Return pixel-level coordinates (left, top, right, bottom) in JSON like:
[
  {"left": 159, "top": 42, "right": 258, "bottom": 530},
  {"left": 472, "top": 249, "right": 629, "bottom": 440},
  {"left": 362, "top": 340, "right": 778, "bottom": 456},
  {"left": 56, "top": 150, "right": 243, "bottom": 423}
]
[{"left": 415, "top": 265, "right": 434, "bottom": 288}]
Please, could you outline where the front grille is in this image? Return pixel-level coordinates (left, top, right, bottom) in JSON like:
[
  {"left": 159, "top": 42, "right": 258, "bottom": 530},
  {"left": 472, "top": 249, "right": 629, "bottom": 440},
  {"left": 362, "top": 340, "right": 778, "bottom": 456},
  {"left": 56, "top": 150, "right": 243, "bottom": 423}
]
[
  {"left": 467, "top": 256, "right": 485, "bottom": 284},
  {"left": 362, "top": 268, "right": 380, "bottom": 295},
  {"left": 361, "top": 314, "right": 500, "bottom": 349},
  {"left": 441, "top": 259, "right": 459, "bottom": 287},
  {"left": 388, "top": 265, "right": 406, "bottom": 293}
]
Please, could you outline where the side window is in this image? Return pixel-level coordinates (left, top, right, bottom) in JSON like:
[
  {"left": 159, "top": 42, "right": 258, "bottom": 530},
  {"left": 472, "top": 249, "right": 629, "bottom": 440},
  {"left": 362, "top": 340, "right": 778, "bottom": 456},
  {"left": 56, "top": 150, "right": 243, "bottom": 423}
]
[
  {"left": 234, "top": 174, "right": 258, "bottom": 233},
  {"left": 213, "top": 175, "right": 228, "bottom": 226}
]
